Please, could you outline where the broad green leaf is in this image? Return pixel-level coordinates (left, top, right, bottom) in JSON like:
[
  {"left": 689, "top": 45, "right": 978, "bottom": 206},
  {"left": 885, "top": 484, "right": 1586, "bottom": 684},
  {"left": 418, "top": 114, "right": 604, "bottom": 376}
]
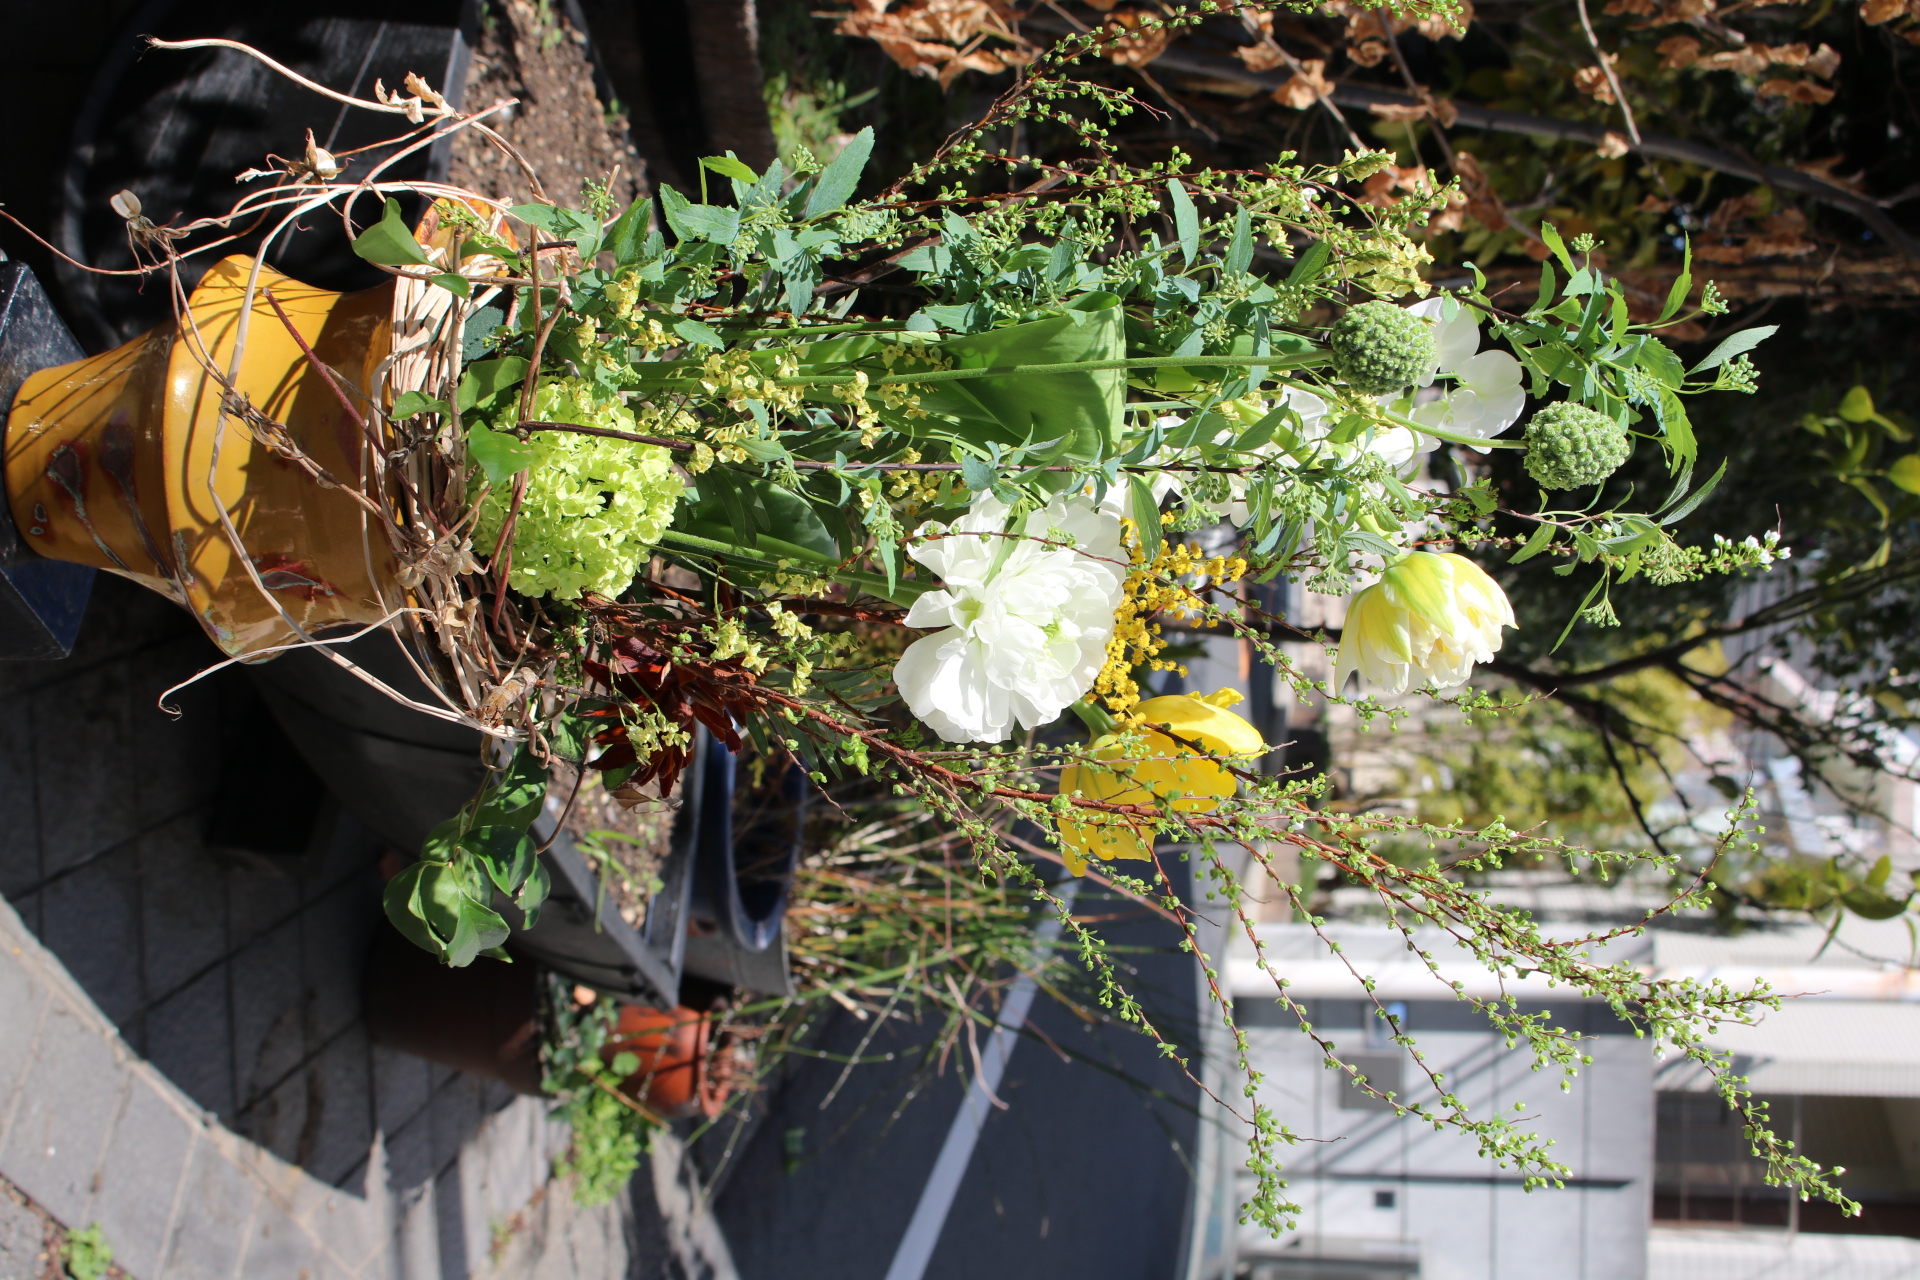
[
  {"left": 1537, "top": 221, "right": 1575, "bottom": 274},
  {"left": 1636, "top": 338, "right": 1685, "bottom": 390},
  {"left": 456, "top": 357, "right": 530, "bottom": 413},
  {"left": 1131, "top": 474, "right": 1165, "bottom": 562},
  {"left": 923, "top": 296, "right": 1127, "bottom": 464},
  {"left": 1689, "top": 325, "right": 1779, "bottom": 374},
  {"left": 462, "top": 825, "right": 538, "bottom": 895},
  {"left": 1285, "top": 239, "right": 1330, "bottom": 287},
  {"left": 1168, "top": 179, "right": 1199, "bottom": 266},
  {"left": 1839, "top": 385, "right": 1877, "bottom": 423},
  {"left": 508, "top": 203, "right": 563, "bottom": 233},
  {"left": 678, "top": 477, "right": 839, "bottom": 561},
  {"left": 1889, "top": 455, "right": 1920, "bottom": 495},
  {"left": 1225, "top": 205, "right": 1253, "bottom": 275},
  {"left": 392, "top": 390, "right": 448, "bottom": 420},
  {"left": 515, "top": 858, "right": 550, "bottom": 926},
  {"left": 1508, "top": 520, "right": 1557, "bottom": 565},
  {"left": 351, "top": 199, "right": 431, "bottom": 267},
  {"left": 605, "top": 197, "right": 652, "bottom": 265},
  {"left": 673, "top": 318, "right": 725, "bottom": 349},
  {"left": 659, "top": 186, "right": 740, "bottom": 243},
  {"left": 467, "top": 425, "right": 543, "bottom": 486},
  {"left": 1533, "top": 261, "right": 1557, "bottom": 315},
  {"left": 382, "top": 863, "right": 446, "bottom": 957},
  {"left": 474, "top": 749, "right": 550, "bottom": 827},
  {"left": 804, "top": 126, "right": 875, "bottom": 220},
  {"left": 445, "top": 892, "right": 510, "bottom": 968},
  {"left": 430, "top": 273, "right": 470, "bottom": 298},
  {"left": 1842, "top": 886, "right": 1912, "bottom": 920},
  {"left": 1659, "top": 240, "right": 1692, "bottom": 322},
  {"left": 701, "top": 153, "right": 759, "bottom": 183}
]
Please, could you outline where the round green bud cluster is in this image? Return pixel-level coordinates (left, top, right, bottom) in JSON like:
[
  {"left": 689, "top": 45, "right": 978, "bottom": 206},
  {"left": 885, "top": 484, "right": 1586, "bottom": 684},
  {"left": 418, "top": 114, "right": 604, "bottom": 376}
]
[
  {"left": 1328, "top": 301, "right": 1436, "bottom": 395},
  {"left": 1522, "top": 402, "right": 1631, "bottom": 490}
]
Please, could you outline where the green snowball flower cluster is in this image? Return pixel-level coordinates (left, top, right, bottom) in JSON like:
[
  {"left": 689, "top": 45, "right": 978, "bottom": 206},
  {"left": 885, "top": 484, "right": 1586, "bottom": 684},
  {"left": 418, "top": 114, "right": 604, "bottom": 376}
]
[
  {"left": 1329, "top": 301, "right": 1436, "bottom": 395},
  {"left": 1522, "top": 402, "right": 1631, "bottom": 490},
  {"left": 475, "top": 380, "right": 683, "bottom": 599}
]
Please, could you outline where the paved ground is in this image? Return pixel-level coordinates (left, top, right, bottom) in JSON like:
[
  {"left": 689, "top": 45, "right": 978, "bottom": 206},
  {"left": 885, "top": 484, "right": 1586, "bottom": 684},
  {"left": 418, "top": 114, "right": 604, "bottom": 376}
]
[{"left": 702, "top": 870, "right": 1205, "bottom": 1280}]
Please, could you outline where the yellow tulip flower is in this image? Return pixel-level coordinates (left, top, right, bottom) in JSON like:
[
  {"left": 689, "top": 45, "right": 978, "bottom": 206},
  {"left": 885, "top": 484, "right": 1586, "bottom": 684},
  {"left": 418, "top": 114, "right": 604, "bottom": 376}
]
[{"left": 1057, "top": 691, "right": 1266, "bottom": 875}]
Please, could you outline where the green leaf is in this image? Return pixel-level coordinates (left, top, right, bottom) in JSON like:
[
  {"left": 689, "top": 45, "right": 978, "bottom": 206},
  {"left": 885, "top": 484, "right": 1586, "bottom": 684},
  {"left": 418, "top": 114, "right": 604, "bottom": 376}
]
[
  {"left": 701, "top": 154, "right": 760, "bottom": 184},
  {"left": 804, "top": 126, "right": 875, "bottom": 220},
  {"left": 1889, "top": 455, "right": 1920, "bottom": 495},
  {"left": 1842, "top": 886, "right": 1912, "bottom": 920},
  {"left": 351, "top": 199, "right": 431, "bottom": 267},
  {"left": 1225, "top": 205, "right": 1253, "bottom": 275},
  {"left": 468, "top": 426, "right": 543, "bottom": 486},
  {"left": 1508, "top": 520, "right": 1557, "bottom": 565},
  {"left": 659, "top": 186, "right": 740, "bottom": 243},
  {"left": 1659, "top": 240, "right": 1693, "bottom": 323},
  {"left": 446, "top": 892, "right": 511, "bottom": 968},
  {"left": 923, "top": 298, "right": 1127, "bottom": 464},
  {"left": 462, "top": 825, "right": 538, "bottom": 896},
  {"left": 605, "top": 197, "right": 652, "bottom": 266},
  {"left": 457, "top": 357, "right": 530, "bottom": 413},
  {"left": 673, "top": 318, "right": 725, "bottom": 349},
  {"left": 383, "top": 863, "right": 446, "bottom": 957},
  {"left": 430, "top": 272, "right": 470, "bottom": 298},
  {"left": 1689, "top": 325, "right": 1779, "bottom": 374},
  {"left": 474, "top": 749, "right": 550, "bottom": 828},
  {"left": 961, "top": 454, "right": 997, "bottom": 494},
  {"left": 1658, "top": 458, "right": 1726, "bottom": 525},
  {"left": 1285, "top": 239, "right": 1330, "bottom": 287},
  {"left": 1168, "top": 179, "right": 1200, "bottom": 266},
  {"left": 393, "top": 390, "right": 448, "bottom": 420},
  {"left": 1533, "top": 261, "right": 1557, "bottom": 315},
  {"left": 1869, "top": 854, "right": 1894, "bottom": 890},
  {"left": 1636, "top": 338, "right": 1686, "bottom": 390},
  {"left": 1131, "top": 474, "right": 1165, "bottom": 562},
  {"left": 516, "top": 858, "right": 550, "bottom": 926},
  {"left": 1537, "top": 221, "right": 1576, "bottom": 275},
  {"left": 1839, "top": 385, "right": 1878, "bottom": 423}
]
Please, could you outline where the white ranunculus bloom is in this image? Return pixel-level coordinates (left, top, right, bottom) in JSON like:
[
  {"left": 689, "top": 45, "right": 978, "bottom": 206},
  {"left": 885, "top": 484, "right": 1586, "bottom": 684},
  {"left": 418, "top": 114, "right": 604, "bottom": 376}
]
[
  {"left": 894, "top": 492, "right": 1127, "bottom": 743},
  {"left": 1406, "top": 298, "right": 1527, "bottom": 451},
  {"left": 1334, "top": 552, "right": 1517, "bottom": 694}
]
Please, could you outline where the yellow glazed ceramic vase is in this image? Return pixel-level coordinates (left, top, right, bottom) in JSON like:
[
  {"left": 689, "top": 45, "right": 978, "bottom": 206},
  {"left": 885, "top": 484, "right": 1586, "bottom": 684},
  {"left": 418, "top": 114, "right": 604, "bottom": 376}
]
[{"left": 3, "top": 256, "right": 403, "bottom": 658}]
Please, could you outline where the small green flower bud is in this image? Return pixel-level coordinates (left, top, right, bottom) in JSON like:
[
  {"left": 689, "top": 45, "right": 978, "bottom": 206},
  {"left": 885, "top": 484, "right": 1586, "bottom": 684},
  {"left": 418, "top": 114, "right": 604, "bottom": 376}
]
[
  {"left": 1522, "top": 402, "right": 1631, "bottom": 490},
  {"left": 1329, "top": 301, "right": 1436, "bottom": 395}
]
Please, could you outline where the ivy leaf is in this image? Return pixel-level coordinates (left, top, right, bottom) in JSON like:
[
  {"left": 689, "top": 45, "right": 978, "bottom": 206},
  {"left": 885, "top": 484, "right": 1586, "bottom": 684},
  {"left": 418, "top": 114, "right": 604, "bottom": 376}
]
[
  {"left": 393, "top": 390, "right": 448, "bottom": 420},
  {"left": 446, "top": 892, "right": 511, "bottom": 968},
  {"left": 1167, "top": 178, "right": 1199, "bottom": 266},
  {"left": 468, "top": 426, "right": 542, "bottom": 486},
  {"left": 804, "top": 126, "right": 875, "bottom": 220},
  {"left": 382, "top": 862, "right": 446, "bottom": 957},
  {"left": 351, "top": 199, "right": 431, "bottom": 267},
  {"left": 474, "top": 749, "right": 550, "bottom": 828},
  {"left": 457, "top": 356, "right": 530, "bottom": 413}
]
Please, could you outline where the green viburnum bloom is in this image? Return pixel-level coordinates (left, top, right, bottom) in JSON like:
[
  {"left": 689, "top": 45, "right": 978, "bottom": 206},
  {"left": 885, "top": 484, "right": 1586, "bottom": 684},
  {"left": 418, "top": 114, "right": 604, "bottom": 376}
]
[
  {"left": 1522, "top": 402, "right": 1631, "bottom": 490},
  {"left": 1329, "top": 301, "right": 1437, "bottom": 395},
  {"left": 474, "top": 379, "right": 683, "bottom": 599}
]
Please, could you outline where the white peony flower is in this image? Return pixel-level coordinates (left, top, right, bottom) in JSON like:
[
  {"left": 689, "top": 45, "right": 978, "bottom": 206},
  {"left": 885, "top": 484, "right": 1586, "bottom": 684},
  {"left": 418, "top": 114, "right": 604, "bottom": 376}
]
[
  {"left": 894, "top": 491, "right": 1127, "bottom": 743},
  {"left": 1406, "top": 298, "right": 1527, "bottom": 451},
  {"left": 1334, "top": 552, "right": 1517, "bottom": 694}
]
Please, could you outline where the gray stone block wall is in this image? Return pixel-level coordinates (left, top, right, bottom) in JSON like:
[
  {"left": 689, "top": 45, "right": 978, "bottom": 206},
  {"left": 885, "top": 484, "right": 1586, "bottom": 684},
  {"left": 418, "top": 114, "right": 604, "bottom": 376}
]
[{"left": 0, "top": 576, "right": 646, "bottom": 1277}]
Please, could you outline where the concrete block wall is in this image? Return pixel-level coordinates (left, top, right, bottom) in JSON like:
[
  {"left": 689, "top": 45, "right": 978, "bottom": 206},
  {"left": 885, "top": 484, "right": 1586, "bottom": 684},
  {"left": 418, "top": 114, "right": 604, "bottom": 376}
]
[{"left": 0, "top": 575, "right": 633, "bottom": 1277}]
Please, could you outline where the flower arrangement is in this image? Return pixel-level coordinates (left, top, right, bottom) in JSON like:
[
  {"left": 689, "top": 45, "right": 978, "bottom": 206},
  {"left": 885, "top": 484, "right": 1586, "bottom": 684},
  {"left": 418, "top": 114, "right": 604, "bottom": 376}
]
[{"left": 39, "top": 10, "right": 1847, "bottom": 1232}]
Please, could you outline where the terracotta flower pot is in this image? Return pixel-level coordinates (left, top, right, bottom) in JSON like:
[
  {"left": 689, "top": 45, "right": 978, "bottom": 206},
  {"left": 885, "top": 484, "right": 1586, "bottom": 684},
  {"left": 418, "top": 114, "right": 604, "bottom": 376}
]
[
  {"left": 4, "top": 255, "right": 404, "bottom": 658},
  {"left": 605, "top": 1003, "right": 735, "bottom": 1119}
]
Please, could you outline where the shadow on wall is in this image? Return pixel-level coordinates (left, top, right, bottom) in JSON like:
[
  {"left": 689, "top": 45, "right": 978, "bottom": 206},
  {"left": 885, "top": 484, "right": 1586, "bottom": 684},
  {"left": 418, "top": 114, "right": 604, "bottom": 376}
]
[{"left": 0, "top": 574, "right": 519, "bottom": 1244}]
